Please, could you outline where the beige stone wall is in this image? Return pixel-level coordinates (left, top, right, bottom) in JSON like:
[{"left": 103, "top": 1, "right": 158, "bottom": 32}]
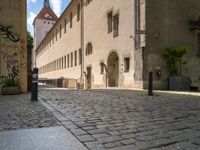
[
  {"left": 0, "top": 0, "right": 27, "bottom": 93},
  {"left": 83, "top": 0, "right": 135, "bottom": 88},
  {"left": 145, "top": 0, "right": 200, "bottom": 89},
  {"left": 36, "top": 0, "right": 135, "bottom": 89},
  {"left": 36, "top": 0, "right": 82, "bottom": 81}
]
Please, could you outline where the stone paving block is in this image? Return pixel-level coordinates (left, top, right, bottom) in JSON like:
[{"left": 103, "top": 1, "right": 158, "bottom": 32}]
[
  {"left": 92, "top": 133, "right": 110, "bottom": 139},
  {"left": 97, "top": 136, "right": 122, "bottom": 144},
  {"left": 85, "top": 141, "right": 107, "bottom": 150},
  {"left": 121, "top": 133, "right": 137, "bottom": 139},
  {"left": 109, "top": 144, "right": 140, "bottom": 150},
  {"left": 191, "top": 138, "right": 200, "bottom": 145},
  {"left": 177, "top": 142, "right": 200, "bottom": 150},
  {"left": 70, "top": 128, "right": 87, "bottom": 135},
  {"left": 87, "top": 128, "right": 109, "bottom": 135},
  {"left": 77, "top": 134, "right": 96, "bottom": 142},
  {"left": 39, "top": 88, "right": 200, "bottom": 150}
]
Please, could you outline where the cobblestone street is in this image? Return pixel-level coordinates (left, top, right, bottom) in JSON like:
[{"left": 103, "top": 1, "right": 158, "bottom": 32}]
[
  {"left": 40, "top": 86, "right": 200, "bottom": 150},
  {"left": 0, "top": 93, "right": 59, "bottom": 131}
]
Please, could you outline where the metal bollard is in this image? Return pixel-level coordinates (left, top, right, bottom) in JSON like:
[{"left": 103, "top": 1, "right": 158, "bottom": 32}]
[
  {"left": 31, "top": 68, "right": 38, "bottom": 101},
  {"left": 148, "top": 71, "right": 153, "bottom": 96}
]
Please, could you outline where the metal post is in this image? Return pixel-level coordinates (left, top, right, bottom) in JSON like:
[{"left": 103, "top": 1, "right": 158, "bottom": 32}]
[
  {"left": 31, "top": 68, "right": 38, "bottom": 101},
  {"left": 148, "top": 71, "right": 153, "bottom": 96}
]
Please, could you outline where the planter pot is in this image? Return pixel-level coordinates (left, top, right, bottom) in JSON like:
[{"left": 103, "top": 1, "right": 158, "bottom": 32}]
[
  {"left": 169, "top": 76, "right": 191, "bottom": 91},
  {"left": 1, "top": 86, "right": 21, "bottom": 95}
]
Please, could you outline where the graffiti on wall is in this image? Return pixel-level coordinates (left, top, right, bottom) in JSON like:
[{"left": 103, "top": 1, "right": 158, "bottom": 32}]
[
  {"left": 0, "top": 39, "right": 20, "bottom": 85},
  {"left": 0, "top": 24, "right": 20, "bottom": 42}
]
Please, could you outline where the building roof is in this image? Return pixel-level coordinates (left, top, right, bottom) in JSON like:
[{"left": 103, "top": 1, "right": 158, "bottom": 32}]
[{"left": 34, "top": 6, "right": 58, "bottom": 22}]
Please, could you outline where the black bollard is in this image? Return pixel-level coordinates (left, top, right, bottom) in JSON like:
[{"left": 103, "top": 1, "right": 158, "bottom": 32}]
[
  {"left": 148, "top": 71, "right": 153, "bottom": 96},
  {"left": 31, "top": 68, "right": 38, "bottom": 101}
]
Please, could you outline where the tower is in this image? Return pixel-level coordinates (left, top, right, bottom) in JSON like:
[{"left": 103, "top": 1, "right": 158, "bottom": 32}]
[
  {"left": 43, "top": 0, "right": 50, "bottom": 7},
  {"left": 32, "top": 0, "right": 58, "bottom": 67}
]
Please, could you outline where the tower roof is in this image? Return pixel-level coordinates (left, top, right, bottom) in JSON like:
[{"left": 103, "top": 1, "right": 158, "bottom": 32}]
[
  {"left": 33, "top": 0, "right": 58, "bottom": 24},
  {"left": 44, "top": 0, "right": 50, "bottom": 8}
]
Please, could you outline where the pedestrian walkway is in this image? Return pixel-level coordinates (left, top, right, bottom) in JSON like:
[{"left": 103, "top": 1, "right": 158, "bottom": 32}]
[
  {"left": 0, "top": 126, "right": 88, "bottom": 150},
  {"left": 39, "top": 86, "right": 200, "bottom": 150}
]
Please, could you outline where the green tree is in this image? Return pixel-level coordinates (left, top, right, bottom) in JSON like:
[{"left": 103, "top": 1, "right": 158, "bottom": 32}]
[
  {"left": 163, "top": 47, "right": 188, "bottom": 76},
  {"left": 27, "top": 31, "right": 33, "bottom": 48}
]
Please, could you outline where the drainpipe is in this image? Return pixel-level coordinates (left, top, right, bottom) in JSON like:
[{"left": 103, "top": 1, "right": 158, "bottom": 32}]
[{"left": 80, "top": 0, "right": 85, "bottom": 88}]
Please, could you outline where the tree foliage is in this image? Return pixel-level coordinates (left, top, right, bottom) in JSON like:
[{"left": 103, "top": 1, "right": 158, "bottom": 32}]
[
  {"left": 163, "top": 47, "right": 188, "bottom": 76},
  {"left": 27, "top": 31, "right": 33, "bottom": 48}
]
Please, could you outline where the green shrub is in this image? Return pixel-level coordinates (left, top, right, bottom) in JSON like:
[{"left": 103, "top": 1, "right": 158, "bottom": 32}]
[{"left": 163, "top": 47, "right": 188, "bottom": 76}]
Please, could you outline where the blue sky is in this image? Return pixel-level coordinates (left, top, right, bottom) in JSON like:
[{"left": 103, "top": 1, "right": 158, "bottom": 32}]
[{"left": 27, "top": 0, "right": 70, "bottom": 36}]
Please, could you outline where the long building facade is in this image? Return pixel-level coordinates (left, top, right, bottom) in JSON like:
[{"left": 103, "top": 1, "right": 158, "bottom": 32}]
[{"left": 36, "top": 0, "right": 200, "bottom": 90}]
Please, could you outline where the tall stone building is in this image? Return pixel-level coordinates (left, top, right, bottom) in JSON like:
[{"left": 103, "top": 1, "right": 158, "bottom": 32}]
[
  {"left": 33, "top": 0, "right": 58, "bottom": 67},
  {"left": 0, "top": 0, "right": 27, "bottom": 93},
  {"left": 35, "top": 0, "right": 200, "bottom": 90}
]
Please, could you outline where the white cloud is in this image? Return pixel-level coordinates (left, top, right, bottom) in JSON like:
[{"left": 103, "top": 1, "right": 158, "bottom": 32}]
[
  {"left": 28, "top": 0, "right": 37, "bottom": 3},
  {"left": 27, "top": 11, "right": 37, "bottom": 35},
  {"left": 50, "top": 0, "right": 62, "bottom": 16}
]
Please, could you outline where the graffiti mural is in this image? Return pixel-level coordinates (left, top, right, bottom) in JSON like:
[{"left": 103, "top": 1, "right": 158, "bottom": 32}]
[
  {"left": 0, "top": 39, "right": 20, "bottom": 85},
  {"left": 0, "top": 24, "right": 20, "bottom": 42}
]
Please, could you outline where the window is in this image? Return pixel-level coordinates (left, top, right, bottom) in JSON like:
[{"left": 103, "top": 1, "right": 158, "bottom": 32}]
[
  {"left": 60, "top": 24, "right": 62, "bottom": 38},
  {"left": 52, "top": 33, "right": 54, "bottom": 44},
  {"left": 197, "top": 33, "right": 200, "bottom": 56},
  {"left": 86, "top": 42, "right": 93, "bottom": 56},
  {"left": 71, "top": 52, "right": 73, "bottom": 67},
  {"left": 50, "top": 36, "right": 51, "bottom": 47},
  {"left": 70, "top": 12, "right": 73, "bottom": 28},
  {"left": 59, "top": 58, "right": 61, "bottom": 69},
  {"left": 100, "top": 62, "right": 104, "bottom": 74},
  {"left": 77, "top": 4, "right": 80, "bottom": 22},
  {"left": 75, "top": 51, "right": 77, "bottom": 66},
  {"left": 64, "top": 56, "right": 66, "bottom": 68},
  {"left": 107, "top": 11, "right": 113, "bottom": 33},
  {"left": 124, "top": 57, "right": 130, "bottom": 72},
  {"left": 57, "top": 59, "right": 59, "bottom": 70},
  {"left": 64, "top": 19, "right": 67, "bottom": 33},
  {"left": 62, "top": 57, "right": 63, "bottom": 69},
  {"left": 79, "top": 49, "right": 82, "bottom": 65},
  {"left": 54, "top": 60, "right": 56, "bottom": 70},
  {"left": 67, "top": 54, "right": 69, "bottom": 68},
  {"left": 56, "top": 29, "right": 58, "bottom": 41},
  {"left": 113, "top": 13, "right": 119, "bottom": 37},
  {"left": 86, "top": 0, "right": 92, "bottom": 5}
]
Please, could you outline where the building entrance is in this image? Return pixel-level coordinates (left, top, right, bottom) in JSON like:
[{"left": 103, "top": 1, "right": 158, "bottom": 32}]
[
  {"left": 107, "top": 52, "right": 119, "bottom": 87},
  {"left": 86, "top": 67, "right": 92, "bottom": 89}
]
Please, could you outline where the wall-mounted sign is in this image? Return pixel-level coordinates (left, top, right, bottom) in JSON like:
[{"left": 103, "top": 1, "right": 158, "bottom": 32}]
[{"left": 0, "top": 24, "right": 20, "bottom": 42}]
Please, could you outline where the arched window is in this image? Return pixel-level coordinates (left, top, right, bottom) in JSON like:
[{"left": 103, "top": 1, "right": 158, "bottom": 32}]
[{"left": 86, "top": 42, "right": 93, "bottom": 56}]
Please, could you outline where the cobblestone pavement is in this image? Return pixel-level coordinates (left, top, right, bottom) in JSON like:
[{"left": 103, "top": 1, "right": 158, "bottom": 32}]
[
  {"left": 0, "top": 93, "right": 59, "bottom": 131},
  {"left": 40, "top": 86, "right": 200, "bottom": 150}
]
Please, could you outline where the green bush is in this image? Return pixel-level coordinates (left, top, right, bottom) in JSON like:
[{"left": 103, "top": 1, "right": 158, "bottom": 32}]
[{"left": 163, "top": 47, "right": 188, "bottom": 76}]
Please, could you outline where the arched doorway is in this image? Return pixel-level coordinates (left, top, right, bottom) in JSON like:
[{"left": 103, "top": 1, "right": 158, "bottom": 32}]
[{"left": 107, "top": 52, "right": 119, "bottom": 87}]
